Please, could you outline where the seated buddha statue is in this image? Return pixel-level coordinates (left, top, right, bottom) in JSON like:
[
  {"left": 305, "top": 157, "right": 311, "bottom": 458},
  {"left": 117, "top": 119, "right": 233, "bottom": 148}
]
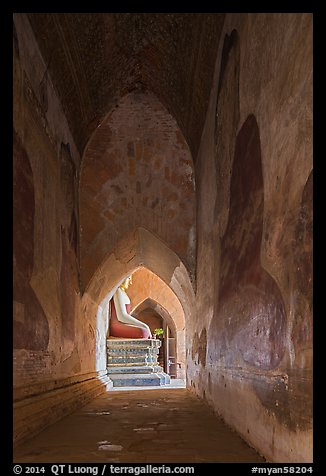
[{"left": 109, "top": 275, "right": 152, "bottom": 339}]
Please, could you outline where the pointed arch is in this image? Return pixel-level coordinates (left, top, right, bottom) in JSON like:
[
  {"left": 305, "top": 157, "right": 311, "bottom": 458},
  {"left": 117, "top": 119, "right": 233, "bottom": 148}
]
[
  {"left": 79, "top": 91, "right": 196, "bottom": 291},
  {"left": 80, "top": 227, "right": 194, "bottom": 375},
  {"left": 129, "top": 270, "right": 186, "bottom": 378},
  {"left": 82, "top": 227, "right": 194, "bottom": 316},
  {"left": 132, "top": 298, "right": 178, "bottom": 336},
  {"left": 132, "top": 296, "right": 185, "bottom": 377}
]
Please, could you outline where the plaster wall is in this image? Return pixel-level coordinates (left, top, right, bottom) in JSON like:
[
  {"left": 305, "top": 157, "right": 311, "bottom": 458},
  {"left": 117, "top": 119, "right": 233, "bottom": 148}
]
[{"left": 188, "top": 13, "right": 312, "bottom": 463}]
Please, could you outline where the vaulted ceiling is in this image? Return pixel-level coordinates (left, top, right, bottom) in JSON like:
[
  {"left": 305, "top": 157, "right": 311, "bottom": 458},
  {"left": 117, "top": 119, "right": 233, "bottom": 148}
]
[{"left": 27, "top": 13, "right": 225, "bottom": 160}]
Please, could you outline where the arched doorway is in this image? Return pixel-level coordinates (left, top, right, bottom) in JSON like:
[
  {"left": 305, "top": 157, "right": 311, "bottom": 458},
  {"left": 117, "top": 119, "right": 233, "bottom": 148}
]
[
  {"left": 132, "top": 299, "right": 176, "bottom": 375},
  {"left": 80, "top": 228, "right": 194, "bottom": 385}
]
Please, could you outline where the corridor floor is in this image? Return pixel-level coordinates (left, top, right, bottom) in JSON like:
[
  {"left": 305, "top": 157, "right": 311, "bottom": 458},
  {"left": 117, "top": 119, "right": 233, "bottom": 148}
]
[{"left": 14, "top": 388, "right": 265, "bottom": 463}]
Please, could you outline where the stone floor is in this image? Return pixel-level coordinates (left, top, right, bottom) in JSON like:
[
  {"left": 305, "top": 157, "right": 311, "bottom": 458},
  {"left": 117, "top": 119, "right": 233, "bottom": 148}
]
[{"left": 14, "top": 386, "right": 265, "bottom": 463}]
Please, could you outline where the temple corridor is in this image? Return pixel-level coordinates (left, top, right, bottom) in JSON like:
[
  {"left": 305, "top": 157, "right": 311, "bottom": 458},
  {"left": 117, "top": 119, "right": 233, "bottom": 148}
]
[
  {"left": 14, "top": 387, "right": 264, "bottom": 463},
  {"left": 13, "top": 13, "right": 312, "bottom": 464}
]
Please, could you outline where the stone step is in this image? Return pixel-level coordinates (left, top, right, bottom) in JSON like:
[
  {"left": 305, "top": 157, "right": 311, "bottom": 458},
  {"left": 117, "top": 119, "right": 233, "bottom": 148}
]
[
  {"left": 107, "top": 356, "right": 159, "bottom": 365},
  {"left": 107, "top": 346, "right": 159, "bottom": 352},
  {"left": 109, "top": 372, "right": 171, "bottom": 387},
  {"left": 107, "top": 338, "right": 161, "bottom": 349},
  {"left": 107, "top": 365, "right": 164, "bottom": 374}
]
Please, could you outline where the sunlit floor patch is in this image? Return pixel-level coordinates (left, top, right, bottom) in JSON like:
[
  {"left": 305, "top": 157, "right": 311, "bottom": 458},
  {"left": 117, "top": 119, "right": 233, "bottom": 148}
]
[{"left": 97, "top": 441, "right": 123, "bottom": 451}]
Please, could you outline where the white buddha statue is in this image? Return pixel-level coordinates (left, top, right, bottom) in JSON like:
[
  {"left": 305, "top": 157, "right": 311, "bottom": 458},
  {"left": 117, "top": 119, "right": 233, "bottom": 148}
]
[{"left": 109, "top": 275, "right": 152, "bottom": 339}]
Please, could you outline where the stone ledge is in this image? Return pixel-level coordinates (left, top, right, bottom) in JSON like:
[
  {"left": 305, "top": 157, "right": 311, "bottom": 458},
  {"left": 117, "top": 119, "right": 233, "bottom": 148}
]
[
  {"left": 13, "top": 370, "right": 108, "bottom": 402},
  {"left": 14, "top": 373, "right": 113, "bottom": 447}
]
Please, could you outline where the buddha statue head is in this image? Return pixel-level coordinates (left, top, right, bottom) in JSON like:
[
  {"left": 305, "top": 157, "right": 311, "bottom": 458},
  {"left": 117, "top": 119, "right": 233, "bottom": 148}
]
[{"left": 120, "top": 275, "right": 133, "bottom": 291}]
